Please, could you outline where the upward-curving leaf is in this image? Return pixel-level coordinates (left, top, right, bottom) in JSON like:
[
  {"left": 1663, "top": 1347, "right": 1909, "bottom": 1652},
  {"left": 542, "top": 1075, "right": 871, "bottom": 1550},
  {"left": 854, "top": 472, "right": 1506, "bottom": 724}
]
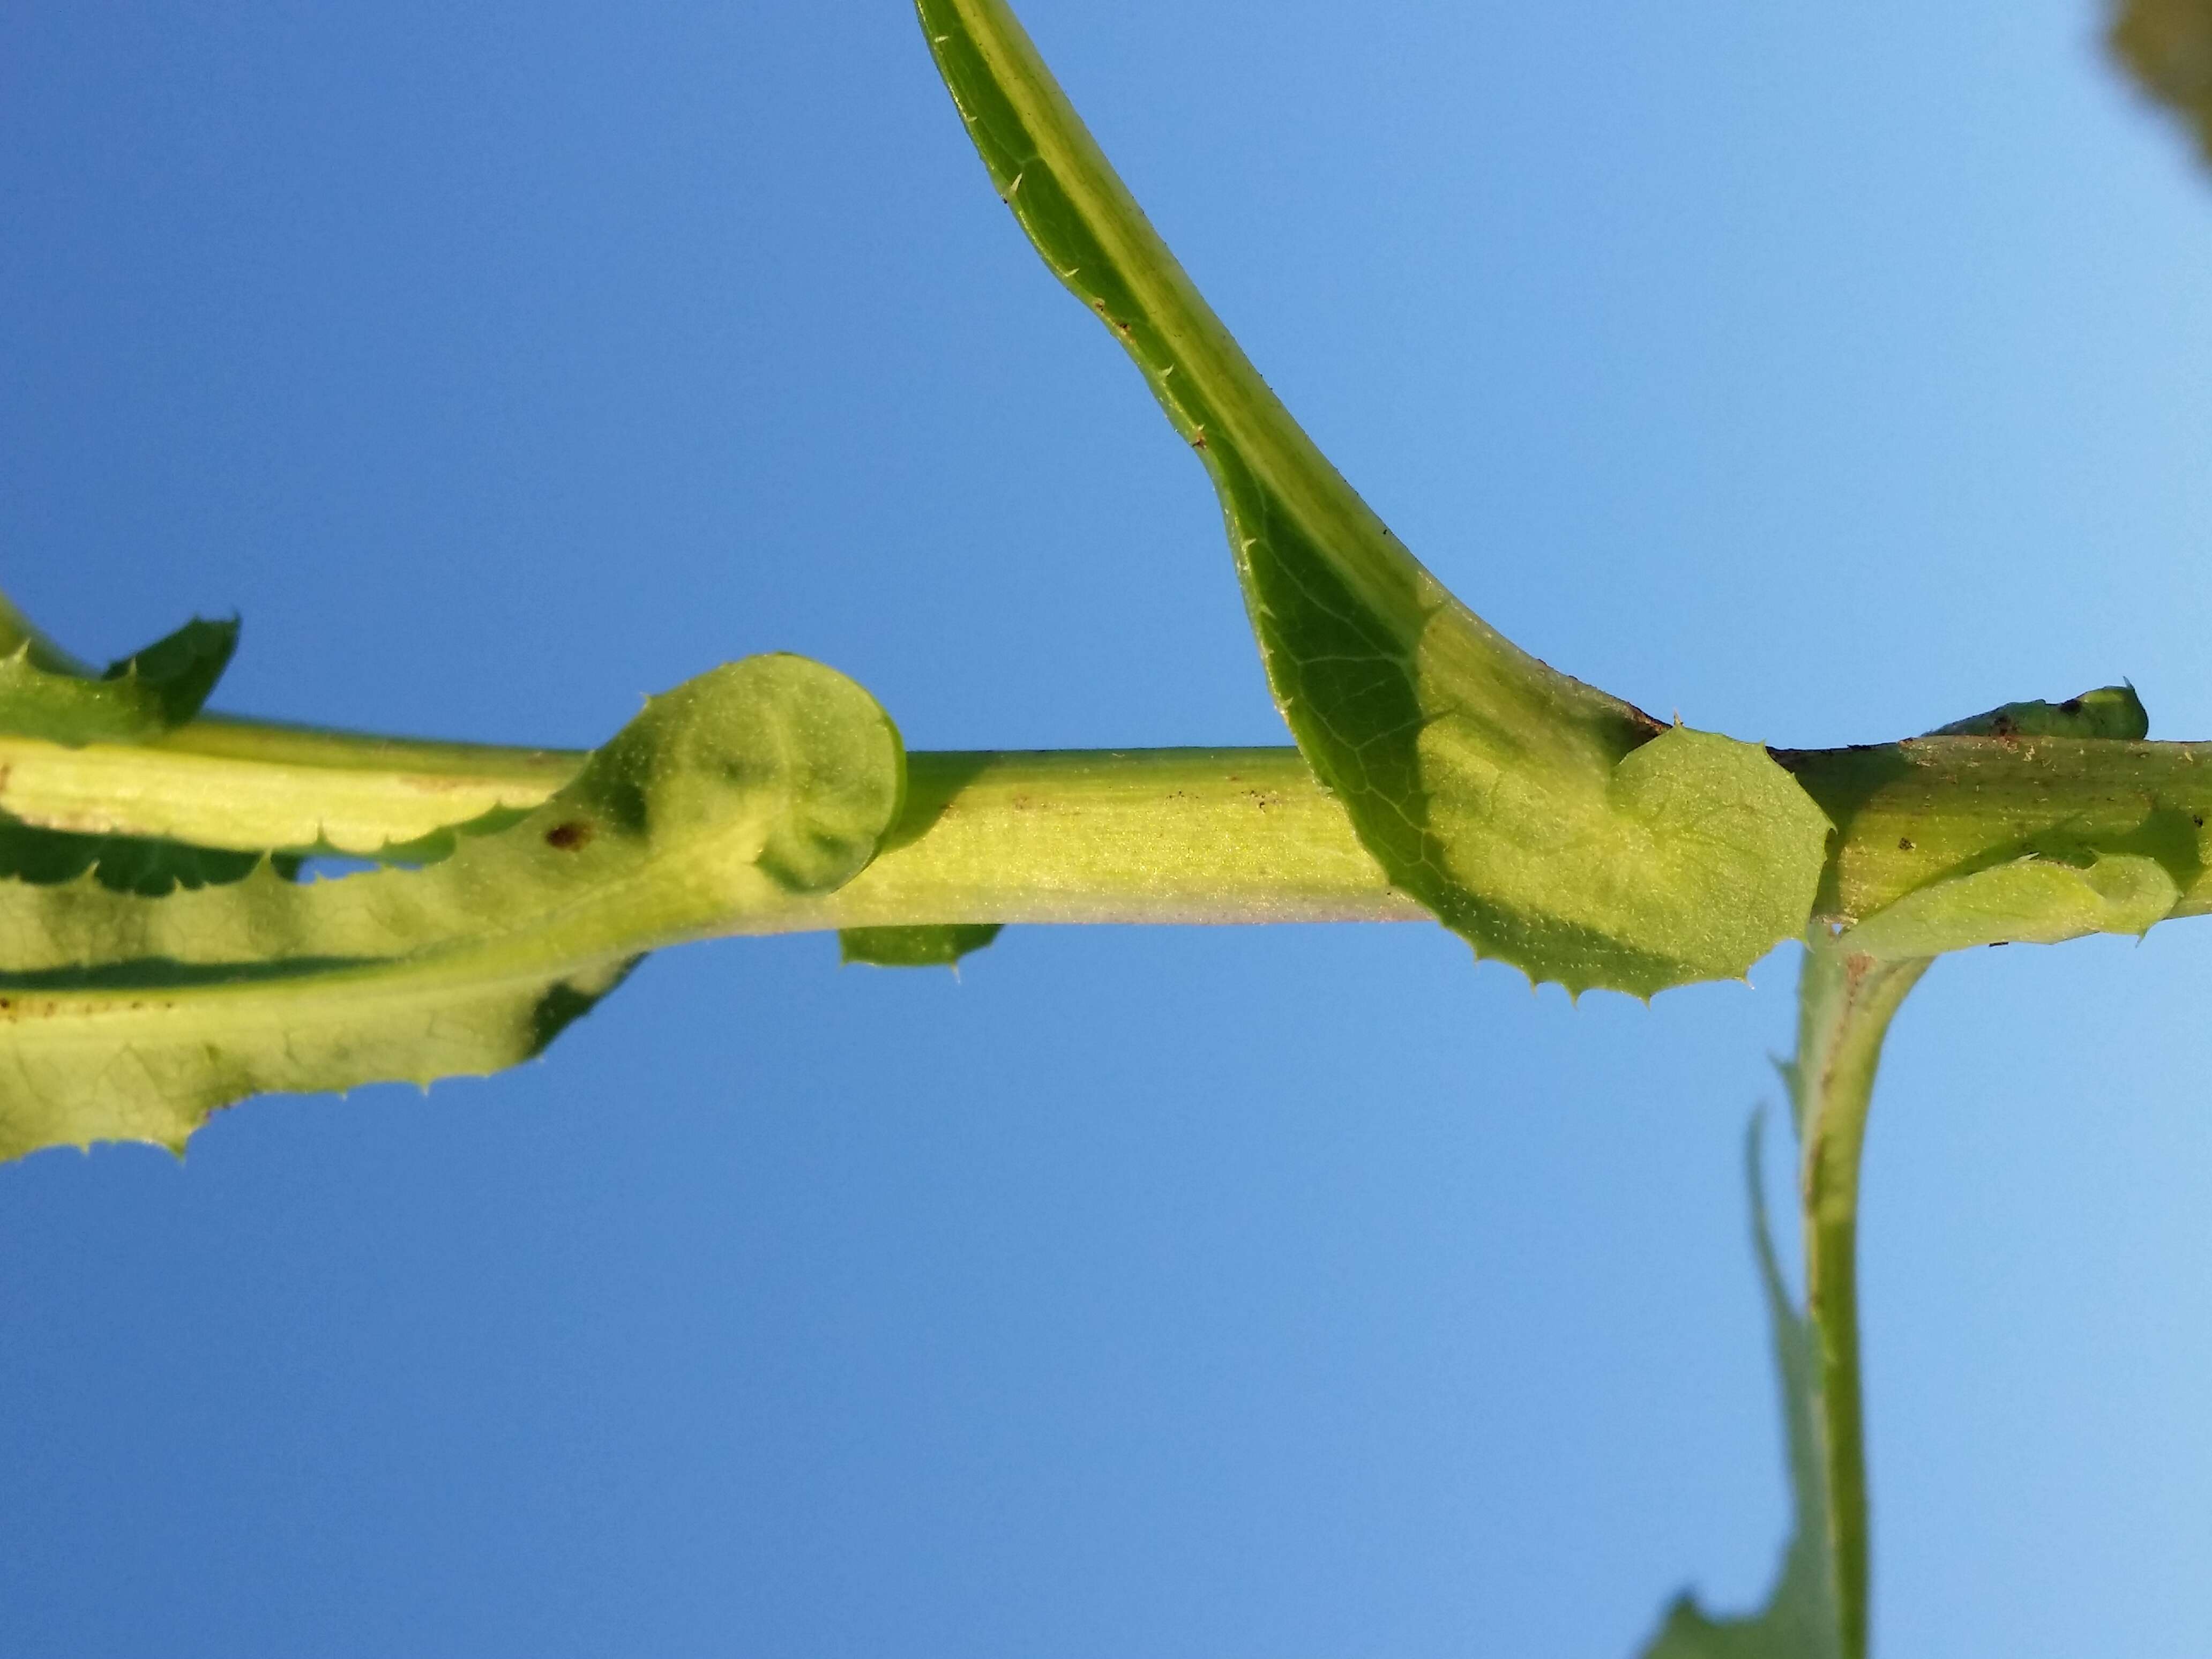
[
  {"left": 0, "top": 654, "right": 906, "bottom": 1162},
  {"left": 915, "top": 0, "right": 1829, "bottom": 996},
  {"left": 0, "top": 588, "right": 238, "bottom": 747},
  {"left": 0, "top": 589, "right": 264, "bottom": 894}
]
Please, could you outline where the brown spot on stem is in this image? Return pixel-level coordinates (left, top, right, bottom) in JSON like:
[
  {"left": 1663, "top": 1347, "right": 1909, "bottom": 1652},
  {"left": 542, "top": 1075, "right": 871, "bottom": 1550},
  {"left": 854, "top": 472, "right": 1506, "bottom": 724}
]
[{"left": 544, "top": 822, "right": 592, "bottom": 851}]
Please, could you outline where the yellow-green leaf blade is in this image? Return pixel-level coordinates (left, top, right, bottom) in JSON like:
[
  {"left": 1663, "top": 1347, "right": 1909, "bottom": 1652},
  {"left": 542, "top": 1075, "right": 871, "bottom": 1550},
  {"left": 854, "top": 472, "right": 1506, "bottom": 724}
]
[{"left": 0, "top": 654, "right": 906, "bottom": 1161}]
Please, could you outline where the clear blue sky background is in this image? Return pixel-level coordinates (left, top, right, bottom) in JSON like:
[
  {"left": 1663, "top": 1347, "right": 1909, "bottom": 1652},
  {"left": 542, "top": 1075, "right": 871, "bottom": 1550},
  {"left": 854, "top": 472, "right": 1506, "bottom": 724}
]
[{"left": 3, "top": 2, "right": 2209, "bottom": 1653}]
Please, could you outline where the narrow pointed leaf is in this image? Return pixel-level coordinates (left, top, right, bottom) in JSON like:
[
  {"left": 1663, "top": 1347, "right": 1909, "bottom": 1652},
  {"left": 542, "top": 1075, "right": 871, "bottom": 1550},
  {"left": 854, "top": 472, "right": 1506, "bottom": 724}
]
[
  {"left": 916, "top": 0, "right": 1829, "bottom": 995},
  {"left": 1638, "top": 1117, "right": 1842, "bottom": 1659}
]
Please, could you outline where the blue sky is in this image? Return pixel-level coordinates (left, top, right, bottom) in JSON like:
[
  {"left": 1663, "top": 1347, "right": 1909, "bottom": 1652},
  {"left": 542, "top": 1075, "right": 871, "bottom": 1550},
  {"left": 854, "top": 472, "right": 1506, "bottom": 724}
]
[{"left": 3, "top": 2, "right": 2210, "bottom": 1653}]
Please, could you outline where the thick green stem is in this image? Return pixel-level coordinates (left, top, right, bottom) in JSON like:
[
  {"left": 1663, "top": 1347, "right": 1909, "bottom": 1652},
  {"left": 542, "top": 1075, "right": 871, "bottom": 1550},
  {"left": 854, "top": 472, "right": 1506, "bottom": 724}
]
[
  {"left": 0, "top": 723, "right": 1423, "bottom": 928},
  {"left": 10, "top": 716, "right": 2212, "bottom": 941},
  {"left": 1789, "top": 938, "right": 1930, "bottom": 1659},
  {"left": 1777, "top": 739, "right": 2212, "bottom": 923},
  {"left": 812, "top": 748, "right": 1424, "bottom": 928}
]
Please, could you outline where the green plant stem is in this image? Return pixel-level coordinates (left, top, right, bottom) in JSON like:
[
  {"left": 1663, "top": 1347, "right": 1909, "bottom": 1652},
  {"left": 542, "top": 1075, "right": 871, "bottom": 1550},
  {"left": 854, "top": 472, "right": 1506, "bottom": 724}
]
[
  {"left": 10, "top": 716, "right": 2212, "bottom": 936},
  {"left": 0, "top": 716, "right": 579, "bottom": 855},
  {"left": 1789, "top": 937, "right": 1930, "bottom": 1659},
  {"left": 1776, "top": 738, "right": 2212, "bottom": 921},
  {"left": 0, "top": 724, "right": 1423, "bottom": 926},
  {"left": 819, "top": 749, "right": 1426, "bottom": 928}
]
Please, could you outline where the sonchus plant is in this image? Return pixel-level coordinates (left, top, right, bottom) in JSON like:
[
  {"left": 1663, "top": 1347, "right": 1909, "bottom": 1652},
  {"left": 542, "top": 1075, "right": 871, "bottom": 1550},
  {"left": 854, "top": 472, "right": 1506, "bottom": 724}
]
[{"left": 5, "top": 2, "right": 2206, "bottom": 1653}]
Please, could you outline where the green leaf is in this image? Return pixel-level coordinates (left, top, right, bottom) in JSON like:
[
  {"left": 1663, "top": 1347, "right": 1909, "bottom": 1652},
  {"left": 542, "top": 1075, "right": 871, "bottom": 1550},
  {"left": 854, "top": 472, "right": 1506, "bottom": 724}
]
[
  {"left": 0, "top": 654, "right": 905, "bottom": 1161},
  {"left": 0, "top": 592, "right": 238, "bottom": 745},
  {"left": 1840, "top": 851, "right": 2180, "bottom": 960},
  {"left": 2111, "top": 0, "right": 2212, "bottom": 166},
  {"left": 916, "top": 0, "right": 1830, "bottom": 996},
  {"left": 1923, "top": 682, "right": 2147, "bottom": 739},
  {"left": 1637, "top": 1116, "right": 1842, "bottom": 1659},
  {"left": 839, "top": 922, "right": 1003, "bottom": 967},
  {"left": 0, "top": 813, "right": 295, "bottom": 896}
]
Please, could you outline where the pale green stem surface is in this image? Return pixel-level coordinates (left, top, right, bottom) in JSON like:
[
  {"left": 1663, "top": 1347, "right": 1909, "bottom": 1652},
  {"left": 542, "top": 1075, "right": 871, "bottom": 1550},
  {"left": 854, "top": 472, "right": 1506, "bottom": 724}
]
[
  {"left": 0, "top": 720, "right": 1423, "bottom": 928},
  {"left": 813, "top": 748, "right": 1425, "bottom": 928},
  {"left": 1788, "top": 937, "right": 1931, "bottom": 1659},
  {"left": 0, "top": 718, "right": 580, "bottom": 857},
  {"left": 13, "top": 715, "right": 2212, "bottom": 941}
]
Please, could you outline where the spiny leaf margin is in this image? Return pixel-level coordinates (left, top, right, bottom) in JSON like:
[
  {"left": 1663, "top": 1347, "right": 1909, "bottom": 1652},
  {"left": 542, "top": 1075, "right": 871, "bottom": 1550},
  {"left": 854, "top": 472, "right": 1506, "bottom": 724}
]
[
  {"left": 0, "top": 654, "right": 906, "bottom": 1162},
  {"left": 0, "top": 588, "right": 238, "bottom": 746},
  {"left": 915, "top": 0, "right": 1830, "bottom": 997}
]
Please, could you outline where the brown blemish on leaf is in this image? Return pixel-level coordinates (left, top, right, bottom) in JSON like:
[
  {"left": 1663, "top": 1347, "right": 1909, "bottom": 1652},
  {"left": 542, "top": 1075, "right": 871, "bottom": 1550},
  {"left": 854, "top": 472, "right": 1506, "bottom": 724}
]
[{"left": 544, "top": 821, "right": 593, "bottom": 851}]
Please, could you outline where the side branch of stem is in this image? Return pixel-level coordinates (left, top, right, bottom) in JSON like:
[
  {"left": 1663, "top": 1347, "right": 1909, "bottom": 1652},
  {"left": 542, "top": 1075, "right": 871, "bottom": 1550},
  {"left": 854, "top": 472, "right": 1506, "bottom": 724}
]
[{"left": 1790, "top": 938, "right": 1930, "bottom": 1659}]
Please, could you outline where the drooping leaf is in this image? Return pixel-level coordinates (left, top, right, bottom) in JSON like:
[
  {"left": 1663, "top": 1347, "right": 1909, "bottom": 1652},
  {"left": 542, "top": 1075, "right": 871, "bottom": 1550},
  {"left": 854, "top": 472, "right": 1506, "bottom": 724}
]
[
  {"left": 2111, "top": 0, "right": 2212, "bottom": 165},
  {"left": 0, "top": 589, "right": 238, "bottom": 745},
  {"left": 840, "top": 923, "right": 1003, "bottom": 967},
  {"left": 0, "top": 654, "right": 906, "bottom": 1161},
  {"left": 916, "top": 0, "right": 1830, "bottom": 996},
  {"left": 1923, "top": 682, "right": 2147, "bottom": 739},
  {"left": 1637, "top": 1116, "right": 1842, "bottom": 1659}
]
